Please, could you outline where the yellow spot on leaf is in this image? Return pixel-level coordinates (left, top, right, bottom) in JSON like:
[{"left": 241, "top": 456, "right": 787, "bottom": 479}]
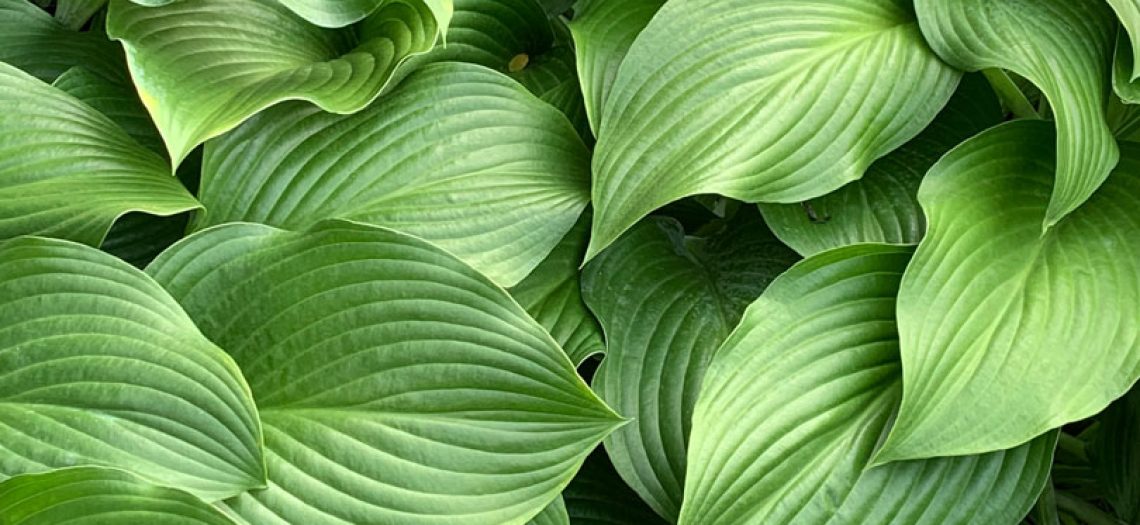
[{"left": 508, "top": 53, "right": 529, "bottom": 73}]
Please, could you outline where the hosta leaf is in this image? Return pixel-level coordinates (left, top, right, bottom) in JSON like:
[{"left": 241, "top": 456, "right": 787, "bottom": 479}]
[
  {"left": 55, "top": 0, "right": 108, "bottom": 29},
  {"left": 105, "top": 0, "right": 451, "bottom": 166},
  {"left": 509, "top": 216, "right": 604, "bottom": 366},
  {"left": 681, "top": 244, "right": 1056, "bottom": 525},
  {"left": 581, "top": 210, "right": 799, "bottom": 520},
  {"left": 0, "top": 0, "right": 123, "bottom": 82},
  {"left": 875, "top": 120, "right": 1140, "bottom": 463},
  {"left": 52, "top": 66, "right": 163, "bottom": 155},
  {"left": 0, "top": 467, "right": 235, "bottom": 524},
  {"left": 198, "top": 62, "right": 590, "bottom": 287},
  {"left": 529, "top": 496, "right": 569, "bottom": 525},
  {"left": 147, "top": 220, "right": 624, "bottom": 525},
  {"left": 0, "top": 237, "right": 264, "bottom": 501},
  {"left": 914, "top": 0, "right": 1119, "bottom": 227},
  {"left": 1110, "top": 0, "right": 1140, "bottom": 82},
  {"left": 567, "top": 0, "right": 665, "bottom": 132},
  {"left": 1087, "top": 385, "right": 1140, "bottom": 523},
  {"left": 1115, "top": 31, "right": 1140, "bottom": 105},
  {"left": 563, "top": 449, "right": 669, "bottom": 525},
  {"left": 585, "top": 0, "right": 959, "bottom": 260},
  {"left": 760, "top": 73, "right": 1001, "bottom": 256},
  {"left": 0, "top": 63, "right": 199, "bottom": 245},
  {"left": 128, "top": 0, "right": 450, "bottom": 28}
]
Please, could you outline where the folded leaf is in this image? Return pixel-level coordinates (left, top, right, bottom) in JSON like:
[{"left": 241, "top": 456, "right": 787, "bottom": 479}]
[
  {"left": 0, "top": 237, "right": 265, "bottom": 501},
  {"left": 0, "top": 63, "right": 199, "bottom": 245},
  {"left": 509, "top": 216, "right": 605, "bottom": 366},
  {"left": 0, "top": 467, "right": 235, "bottom": 524},
  {"left": 585, "top": 0, "right": 959, "bottom": 260},
  {"left": 582, "top": 211, "right": 799, "bottom": 520},
  {"left": 568, "top": 0, "right": 665, "bottom": 133},
  {"left": 760, "top": 73, "right": 1001, "bottom": 256},
  {"left": 1110, "top": 0, "right": 1140, "bottom": 82},
  {"left": 55, "top": 0, "right": 108, "bottom": 29},
  {"left": 198, "top": 62, "right": 591, "bottom": 287},
  {"left": 147, "top": 220, "right": 624, "bottom": 525},
  {"left": 1115, "top": 30, "right": 1140, "bottom": 105},
  {"left": 914, "top": 0, "right": 1119, "bottom": 227},
  {"left": 52, "top": 66, "right": 163, "bottom": 155},
  {"left": 877, "top": 120, "right": 1140, "bottom": 463},
  {"left": 106, "top": 0, "right": 451, "bottom": 165},
  {"left": 681, "top": 244, "right": 1055, "bottom": 525},
  {"left": 0, "top": 0, "right": 123, "bottom": 82}
]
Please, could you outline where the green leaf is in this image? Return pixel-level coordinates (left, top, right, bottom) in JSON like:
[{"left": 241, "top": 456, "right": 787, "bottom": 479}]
[
  {"left": 585, "top": 0, "right": 959, "bottom": 260},
  {"left": 1088, "top": 385, "right": 1140, "bottom": 523},
  {"left": 0, "top": 62, "right": 199, "bottom": 246},
  {"left": 0, "top": 0, "right": 124, "bottom": 83},
  {"left": 0, "top": 467, "right": 236, "bottom": 524},
  {"left": 875, "top": 120, "right": 1140, "bottom": 463},
  {"left": 197, "top": 62, "right": 591, "bottom": 287},
  {"left": 1115, "top": 30, "right": 1140, "bottom": 105},
  {"left": 128, "top": 0, "right": 451, "bottom": 28},
  {"left": 567, "top": 0, "right": 665, "bottom": 133},
  {"left": 55, "top": 0, "right": 108, "bottom": 29},
  {"left": 680, "top": 244, "right": 1056, "bottom": 525},
  {"left": 105, "top": 0, "right": 451, "bottom": 166},
  {"left": 563, "top": 449, "right": 669, "bottom": 525},
  {"left": 509, "top": 216, "right": 605, "bottom": 366},
  {"left": 52, "top": 66, "right": 163, "bottom": 155},
  {"left": 1109, "top": 0, "right": 1140, "bottom": 82},
  {"left": 581, "top": 210, "right": 799, "bottom": 520},
  {"left": 146, "top": 220, "right": 624, "bottom": 525},
  {"left": 914, "top": 0, "right": 1119, "bottom": 228},
  {"left": 759, "top": 73, "right": 1002, "bottom": 256},
  {"left": 0, "top": 236, "right": 265, "bottom": 501},
  {"left": 529, "top": 496, "right": 569, "bottom": 525}
]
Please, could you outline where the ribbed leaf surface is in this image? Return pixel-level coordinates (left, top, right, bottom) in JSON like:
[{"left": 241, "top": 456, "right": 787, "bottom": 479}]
[
  {"left": 877, "top": 120, "right": 1140, "bottom": 463},
  {"left": 0, "top": 0, "right": 122, "bottom": 82},
  {"left": 147, "top": 220, "right": 623, "bottom": 525},
  {"left": 585, "top": 0, "right": 959, "bottom": 260},
  {"left": 198, "top": 62, "right": 590, "bottom": 287},
  {"left": 0, "top": 237, "right": 265, "bottom": 501}
]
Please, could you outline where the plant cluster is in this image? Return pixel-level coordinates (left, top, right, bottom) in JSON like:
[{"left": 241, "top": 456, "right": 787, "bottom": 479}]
[{"left": 2, "top": 0, "right": 1140, "bottom": 524}]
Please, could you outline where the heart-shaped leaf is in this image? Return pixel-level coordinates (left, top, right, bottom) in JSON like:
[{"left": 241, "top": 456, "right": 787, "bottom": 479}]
[
  {"left": 760, "top": 73, "right": 1002, "bottom": 256},
  {"left": 0, "top": 63, "right": 199, "bottom": 245},
  {"left": 567, "top": 0, "right": 664, "bottom": 133},
  {"left": 581, "top": 210, "right": 799, "bottom": 520},
  {"left": 509, "top": 216, "right": 604, "bottom": 366},
  {"left": 147, "top": 220, "right": 624, "bottom": 525},
  {"left": 914, "top": 0, "right": 1119, "bottom": 227},
  {"left": 0, "top": 467, "right": 236, "bottom": 524},
  {"left": 585, "top": 0, "right": 959, "bottom": 260},
  {"left": 0, "top": 236, "right": 265, "bottom": 501},
  {"left": 197, "top": 62, "right": 590, "bottom": 287},
  {"left": 106, "top": 0, "right": 451, "bottom": 165},
  {"left": 876, "top": 120, "right": 1140, "bottom": 463},
  {"left": 681, "top": 244, "right": 1056, "bottom": 525}
]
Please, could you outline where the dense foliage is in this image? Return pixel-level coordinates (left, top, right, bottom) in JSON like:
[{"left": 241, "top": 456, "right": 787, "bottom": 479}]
[{"left": 1, "top": 0, "right": 1139, "bottom": 524}]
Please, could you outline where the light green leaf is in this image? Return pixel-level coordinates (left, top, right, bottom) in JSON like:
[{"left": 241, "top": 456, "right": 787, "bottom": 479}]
[
  {"left": 759, "top": 73, "right": 1002, "bottom": 256},
  {"left": 0, "top": 467, "right": 236, "bottom": 524},
  {"left": 681, "top": 244, "right": 1055, "bottom": 525},
  {"left": 0, "top": 0, "right": 123, "bottom": 82},
  {"left": 914, "top": 0, "right": 1119, "bottom": 227},
  {"left": 147, "top": 220, "right": 624, "bottom": 525},
  {"left": 1109, "top": 0, "right": 1140, "bottom": 82},
  {"left": 105, "top": 0, "right": 451, "bottom": 166},
  {"left": 55, "top": 0, "right": 108, "bottom": 29},
  {"left": 582, "top": 210, "right": 799, "bottom": 520},
  {"left": 509, "top": 216, "right": 604, "bottom": 366},
  {"left": 568, "top": 0, "right": 665, "bottom": 133},
  {"left": 563, "top": 449, "right": 669, "bottom": 525},
  {"left": 529, "top": 496, "right": 569, "bottom": 525},
  {"left": 1087, "top": 385, "right": 1140, "bottom": 523},
  {"left": 875, "top": 120, "right": 1140, "bottom": 463},
  {"left": 0, "top": 62, "right": 199, "bottom": 246},
  {"left": 197, "top": 62, "right": 590, "bottom": 287},
  {"left": 0, "top": 236, "right": 265, "bottom": 501},
  {"left": 585, "top": 0, "right": 959, "bottom": 260}
]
